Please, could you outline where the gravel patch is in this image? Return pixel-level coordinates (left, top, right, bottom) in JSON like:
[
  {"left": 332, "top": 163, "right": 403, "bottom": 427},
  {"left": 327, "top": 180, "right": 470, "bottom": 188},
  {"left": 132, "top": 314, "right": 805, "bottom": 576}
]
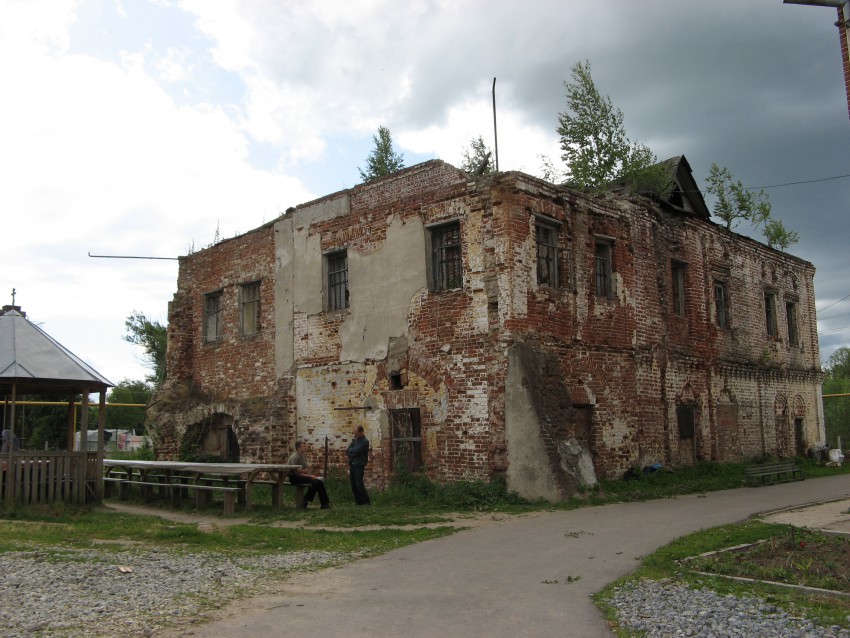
[
  {"left": 608, "top": 579, "right": 850, "bottom": 638},
  {"left": 0, "top": 546, "right": 346, "bottom": 637}
]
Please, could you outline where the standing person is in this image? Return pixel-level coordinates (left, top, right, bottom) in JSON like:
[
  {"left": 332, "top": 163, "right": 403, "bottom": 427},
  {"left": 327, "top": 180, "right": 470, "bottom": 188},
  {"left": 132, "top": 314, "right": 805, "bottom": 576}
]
[
  {"left": 287, "top": 440, "right": 330, "bottom": 509},
  {"left": 347, "top": 426, "right": 371, "bottom": 505}
]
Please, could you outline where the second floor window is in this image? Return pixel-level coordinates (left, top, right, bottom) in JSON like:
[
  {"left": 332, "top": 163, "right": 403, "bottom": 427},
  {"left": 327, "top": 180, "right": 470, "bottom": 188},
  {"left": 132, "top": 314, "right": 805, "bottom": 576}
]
[
  {"left": 536, "top": 222, "right": 559, "bottom": 287},
  {"left": 327, "top": 251, "right": 349, "bottom": 311},
  {"left": 765, "top": 292, "right": 778, "bottom": 337},
  {"left": 672, "top": 261, "right": 686, "bottom": 316},
  {"left": 431, "top": 222, "right": 462, "bottom": 291},
  {"left": 714, "top": 281, "right": 728, "bottom": 329},
  {"left": 204, "top": 291, "right": 223, "bottom": 342},
  {"left": 240, "top": 282, "right": 260, "bottom": 335},
  {"left": 786, "top": 301, "right": 798, "bottom": 345},
  {"left": 595, "top": 241, "right": 613, "bottom": 299}
]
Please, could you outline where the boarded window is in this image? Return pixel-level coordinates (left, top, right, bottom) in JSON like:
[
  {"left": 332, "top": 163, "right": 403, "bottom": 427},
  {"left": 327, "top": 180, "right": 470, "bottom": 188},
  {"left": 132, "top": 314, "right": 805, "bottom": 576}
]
[
  {"left": 431, "top": 222, "right": 462, "bottom": 291},
  {"left": 240, "top": 281, "right": 260, "bottom": 335},
  {"left": 390, "top": 408, "right": 422, "bottom": 472},
  {"left": 204, "top": 291, "right": 223, "bottom": 342},
  {"left": 672, "top": 261, "right": 686, "bottom": 316},
  {"left": 714, "top": 281, "right": 728, "bottom": 329},
  {"left": 536, "top": 222, "right": 559, "bottom": 287},
  {"left": 327, "top": 251, "right": 349, "bottom": 311},
  {"left": 594, "top": 241, "right": 613, "bottom": 299},
  {"left": 765, "top": 292, "right": 777, "bottom": 337}
]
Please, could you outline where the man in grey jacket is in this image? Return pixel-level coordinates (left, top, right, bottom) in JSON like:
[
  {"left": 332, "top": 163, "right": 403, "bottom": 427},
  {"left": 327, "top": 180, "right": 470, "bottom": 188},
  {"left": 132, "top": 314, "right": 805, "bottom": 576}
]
[{"left": 346, "top": 426, "right": 371, "bottom": 505}]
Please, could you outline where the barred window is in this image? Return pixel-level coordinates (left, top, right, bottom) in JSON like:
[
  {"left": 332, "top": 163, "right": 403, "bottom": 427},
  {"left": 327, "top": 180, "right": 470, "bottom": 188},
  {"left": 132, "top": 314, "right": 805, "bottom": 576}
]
[
  {"left": 714, "top": 281, "right": 728, "bottom": 329},
  {"left": 671, "top": 261, "right": 686, "bottom": 316},
  {"left": 327, "top": 251, "right": 349, "bottom": 311},
  {"left": 786, "top": 301, "right": 798, "bottom": 345},
  {"left": 595, "top": 241, "right": 613, "bottom": 299},
  {"left": 430, "top": 222, "right": 462, "bottom": 291},
  {"left": 240, "top": 281, "right": 260, "bottom": 335},
  {"left": 390, "top": 409, "right": 422, "bottom": 472},
  {"left": 204, "top": 291, "right": 223, "bottom": 342},
  {"left": 536, "top": 222, "right": 559, "bottom": 287},
  {"left": 765, "top": 292, "right": 778, "bottom": 337}
]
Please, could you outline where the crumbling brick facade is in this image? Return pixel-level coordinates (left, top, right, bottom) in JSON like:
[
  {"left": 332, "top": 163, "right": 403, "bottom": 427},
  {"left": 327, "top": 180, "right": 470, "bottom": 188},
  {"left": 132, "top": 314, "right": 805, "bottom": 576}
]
[{"left": 149, "top": 158, "right": 824, "bottom": 501}]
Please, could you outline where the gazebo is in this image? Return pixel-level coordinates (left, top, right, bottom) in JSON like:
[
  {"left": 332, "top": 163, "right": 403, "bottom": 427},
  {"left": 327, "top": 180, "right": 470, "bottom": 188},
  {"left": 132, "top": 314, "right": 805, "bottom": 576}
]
[{"left": 0, "top": 305, "right": 113, "bottom": 505}]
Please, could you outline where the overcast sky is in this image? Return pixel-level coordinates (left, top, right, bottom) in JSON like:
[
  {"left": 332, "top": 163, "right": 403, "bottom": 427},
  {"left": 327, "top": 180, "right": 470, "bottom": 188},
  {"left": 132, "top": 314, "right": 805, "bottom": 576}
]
[{"left": 2, "top": 0, "right": 849, "bottom": 389}]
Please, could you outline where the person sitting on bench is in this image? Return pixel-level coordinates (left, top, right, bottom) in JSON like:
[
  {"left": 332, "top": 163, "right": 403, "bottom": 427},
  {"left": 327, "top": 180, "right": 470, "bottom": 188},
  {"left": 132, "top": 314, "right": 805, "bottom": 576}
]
[{"left": 287, "top": 440, "right": 330, "bottom": 509}]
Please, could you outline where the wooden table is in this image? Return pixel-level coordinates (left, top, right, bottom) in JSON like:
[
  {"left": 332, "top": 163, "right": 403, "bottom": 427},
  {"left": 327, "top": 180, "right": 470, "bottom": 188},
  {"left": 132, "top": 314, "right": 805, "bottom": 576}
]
[{"left": 102, "top": 459, "right": 299, "bottom": 513}]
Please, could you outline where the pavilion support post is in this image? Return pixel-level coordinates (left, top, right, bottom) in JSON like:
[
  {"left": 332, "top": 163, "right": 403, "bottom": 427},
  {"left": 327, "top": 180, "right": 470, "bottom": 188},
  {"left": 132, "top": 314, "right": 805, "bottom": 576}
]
[
  {"left": 66, "top": 399, "right": 75, "bottom": 452},
  {"left": 95, "top": 390, "right": 106, "bottom": 501},
  {"left": 4, "top": 383, "right": 17, "bottom": 503},
  {"left": 78, "top": 390, "right": 89, "bottom": 504}
]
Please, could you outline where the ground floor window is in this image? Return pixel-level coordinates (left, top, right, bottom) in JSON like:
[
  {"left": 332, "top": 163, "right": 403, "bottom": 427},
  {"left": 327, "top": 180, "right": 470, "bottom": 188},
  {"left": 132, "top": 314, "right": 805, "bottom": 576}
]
[{"left": 390, "top": 408, "right": 422, "bottom": 472}]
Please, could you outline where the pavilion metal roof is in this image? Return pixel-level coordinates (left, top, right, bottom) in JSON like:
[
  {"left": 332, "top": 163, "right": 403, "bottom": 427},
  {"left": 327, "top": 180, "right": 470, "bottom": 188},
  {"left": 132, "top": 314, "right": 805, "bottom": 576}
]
[{"left": 0, "top": 309, "right": 113, "bottom": 391}]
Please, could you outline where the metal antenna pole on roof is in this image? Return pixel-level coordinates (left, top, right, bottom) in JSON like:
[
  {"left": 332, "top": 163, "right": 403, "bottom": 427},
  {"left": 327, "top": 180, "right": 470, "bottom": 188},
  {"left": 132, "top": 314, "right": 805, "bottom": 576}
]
[{"left": 492, "top": 77, "right": 499, "bottom": 172}]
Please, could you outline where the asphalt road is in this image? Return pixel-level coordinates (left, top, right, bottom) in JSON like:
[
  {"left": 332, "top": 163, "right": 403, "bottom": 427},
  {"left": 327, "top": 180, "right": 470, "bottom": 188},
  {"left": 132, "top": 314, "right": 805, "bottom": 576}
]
[{"left": 163, "top": 474, "right": 850, "bottom": 638}]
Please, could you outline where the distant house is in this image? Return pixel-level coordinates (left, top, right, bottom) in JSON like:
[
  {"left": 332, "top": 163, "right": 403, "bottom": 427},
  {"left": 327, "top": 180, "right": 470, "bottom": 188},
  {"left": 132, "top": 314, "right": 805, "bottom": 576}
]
[{"left": 149, "top": 158, "right": 823, "bottom": 501}]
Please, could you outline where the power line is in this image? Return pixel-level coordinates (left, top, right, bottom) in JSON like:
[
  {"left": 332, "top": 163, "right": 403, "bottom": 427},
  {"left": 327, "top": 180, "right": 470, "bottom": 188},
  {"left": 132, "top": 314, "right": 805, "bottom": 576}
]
[
  {"left": 742, "top": 173, "right": 850, "bottom": 191},
  {"left": 818, "top": 293, "right": 850, "bottom": 314}
]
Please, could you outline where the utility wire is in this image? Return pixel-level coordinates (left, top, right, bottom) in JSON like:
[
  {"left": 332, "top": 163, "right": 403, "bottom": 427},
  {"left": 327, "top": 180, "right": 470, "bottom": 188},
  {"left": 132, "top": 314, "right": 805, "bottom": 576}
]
[
  {"left": 818, "top": 293, "right": 850, "bottom": 314},
  {"left": 741, "top": 173, "right": 850, "bottom": 191}
]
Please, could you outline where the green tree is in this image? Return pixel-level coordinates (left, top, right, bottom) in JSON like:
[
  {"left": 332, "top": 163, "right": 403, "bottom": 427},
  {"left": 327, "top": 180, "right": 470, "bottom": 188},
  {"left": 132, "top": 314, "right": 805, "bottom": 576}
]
[
  {"left": 556, "top": 60, "right": 672, "bottom": 196},
  {"left": 358, "top": 125, "right": 405, "bottom": 182},
  {"left": 460, "top": 135, "right": 494, "bottom": 177},
  {"left": 105, "top": 380, "right": 151, "bottom": 433},
  {"left": 763, "top": 218, "right": 800, "bottom": 251},
  {"left": 705, "top": 163, "right": 798, "bottom": 251},
  {"left": 823, "top": 347, "right": 850, "bottom": 448},
  {"left": 124, "top": 311, "right": 167, "bottom": 388}
]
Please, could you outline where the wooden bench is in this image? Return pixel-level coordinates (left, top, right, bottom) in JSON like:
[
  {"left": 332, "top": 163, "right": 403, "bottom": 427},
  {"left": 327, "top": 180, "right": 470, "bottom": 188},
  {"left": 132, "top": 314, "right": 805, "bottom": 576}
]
[
  {"left": 252, "top": 480, "right": 305, "bottom": 508},
  {"left": 745, "top": 461, "right": 804, "bottom": 486},
  {"left": 170, "top": 481, "right": 241, "bottom": 515}
]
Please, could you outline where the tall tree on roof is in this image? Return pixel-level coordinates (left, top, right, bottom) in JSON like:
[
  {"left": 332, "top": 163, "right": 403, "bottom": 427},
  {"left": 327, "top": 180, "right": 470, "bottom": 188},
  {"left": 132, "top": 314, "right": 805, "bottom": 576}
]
[
  {"left": 556, "top": 60, "right": 672, "bottom": 196},
  {"left": 460, "top": 135, "right": 494, "bottom": 177},
  {"left": 358, "top": 125, "right": 405, "bottom": 182}
]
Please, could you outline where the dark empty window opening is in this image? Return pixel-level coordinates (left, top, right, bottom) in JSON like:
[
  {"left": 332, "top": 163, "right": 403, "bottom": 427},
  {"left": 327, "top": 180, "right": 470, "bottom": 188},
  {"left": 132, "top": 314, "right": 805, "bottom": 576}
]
[
  {"left": 671, "top": 261, "right": 686, "bottom": 316},
  {"left": 390, "top": 408, "right": 422, "bottom": 472},
  {"left": 595, "top": 241, "right": 613, "bottom": 299},
  {"left": 677, "top": 405, "right": 695, "bottom": 439},
  {"left": 431, "top": 222, "right": 463, "bottom": 291},
  {"left": 389, "top": 372, "right": 404, "bottom": 390},
  {"left": 714, "top": 281, "right": 728, "bottom": 329},
  {"left": 204, "top": 291, "right": 223, "bottom": 342},
  {"left": 327, "top": 251, "right": 349, "bottom": 311},
  {"left": 536, "top": 222, "right": 559, "bottom": 287},
  {"left": 765, "top": 292, "right": 778, "bottom": 337}
]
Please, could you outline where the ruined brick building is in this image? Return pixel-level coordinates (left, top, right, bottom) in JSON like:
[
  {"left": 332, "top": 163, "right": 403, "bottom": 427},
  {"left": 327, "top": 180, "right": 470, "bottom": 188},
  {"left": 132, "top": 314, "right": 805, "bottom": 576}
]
[{"left": 149, "top": 158, "right": 824, "bottom": 501}]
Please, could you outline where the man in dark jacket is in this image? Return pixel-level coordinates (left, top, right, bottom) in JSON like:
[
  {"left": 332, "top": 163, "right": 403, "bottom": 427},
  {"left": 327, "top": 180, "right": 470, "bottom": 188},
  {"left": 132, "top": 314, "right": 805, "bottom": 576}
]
[{"left": 346, "top": 426, "right": 371, "bottom": 505}]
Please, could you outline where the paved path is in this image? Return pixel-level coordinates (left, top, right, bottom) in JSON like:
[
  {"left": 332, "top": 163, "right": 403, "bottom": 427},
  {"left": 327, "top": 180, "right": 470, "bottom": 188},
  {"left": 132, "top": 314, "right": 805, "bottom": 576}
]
[{"left": 162, "top": 474, "right": 850, "bottom": 638}]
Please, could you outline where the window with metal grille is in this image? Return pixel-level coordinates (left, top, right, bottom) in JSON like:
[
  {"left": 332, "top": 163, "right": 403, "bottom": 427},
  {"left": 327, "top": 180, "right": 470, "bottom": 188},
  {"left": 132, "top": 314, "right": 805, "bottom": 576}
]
[
  {"left": 390, "top": 408, "right": 422, "bottom": 472},
  {"left": 786, "top": 301, "right": 798, "bottom": 345},
  {"left": 765, "top": 292, "right": 777, "bottom": 337},
  {"left": 327, "top": 251, "right": 349, "bottom": 311},
  {"left": 594, "top": 241, "right": 613, "bottom": 299},
  {"left": 204, "top": 291, "right": 223, "bottom": 342},
  {"left": 240, "top": 281, "right": 260, "bottom": 335},
  {"left": 431, "top": 222, "right": 462, "bottom": 291},
  {"left": 714, "top": 281, "right": 728, "bottom": 329},
  {"left": 671, "top": 261, "right": 686, "bottom": 316},
  {"left": 536, "top": 222, "right": 558, "bottom": 287}
]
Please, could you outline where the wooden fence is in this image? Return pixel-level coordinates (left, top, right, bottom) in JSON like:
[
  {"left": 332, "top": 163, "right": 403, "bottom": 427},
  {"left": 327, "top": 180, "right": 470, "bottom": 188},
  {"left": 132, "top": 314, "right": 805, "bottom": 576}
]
[{"left": 0, "top": 452, "right": 97, "bottom": 505}]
